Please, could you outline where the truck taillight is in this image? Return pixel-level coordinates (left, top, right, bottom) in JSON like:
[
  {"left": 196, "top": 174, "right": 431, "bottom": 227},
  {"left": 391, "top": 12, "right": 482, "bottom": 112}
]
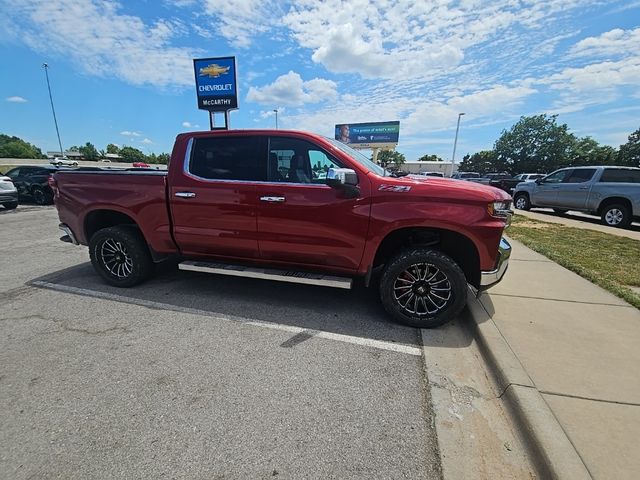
[{"left": 48, "top": 174, "right": 58, "bottom": 195}]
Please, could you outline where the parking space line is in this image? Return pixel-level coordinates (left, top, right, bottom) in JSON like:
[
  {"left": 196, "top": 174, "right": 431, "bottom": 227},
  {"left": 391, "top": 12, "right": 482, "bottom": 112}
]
[{"left": 30, "top": 281, "right": 422, "bottom": 356}]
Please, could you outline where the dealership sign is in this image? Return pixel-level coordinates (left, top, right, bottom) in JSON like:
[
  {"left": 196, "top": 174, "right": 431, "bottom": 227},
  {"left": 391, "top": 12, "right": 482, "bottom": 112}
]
[
  {"left": 193, "top": 57, "right": 237, "bottom": 111},
  {"left": 335, "top": 121, "right": 400, "bottom": 148}
]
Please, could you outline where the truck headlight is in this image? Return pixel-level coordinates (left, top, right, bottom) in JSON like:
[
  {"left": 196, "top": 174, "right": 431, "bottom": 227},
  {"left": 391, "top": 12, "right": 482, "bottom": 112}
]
[{"left": 488, "top": 200, "right": 513, "bottom": 220}]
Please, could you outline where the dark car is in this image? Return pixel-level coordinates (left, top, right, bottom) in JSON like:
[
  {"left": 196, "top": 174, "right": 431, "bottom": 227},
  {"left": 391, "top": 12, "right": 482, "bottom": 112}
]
[{"left": 3, "top": 165, "right": 64, "bottom": 205}]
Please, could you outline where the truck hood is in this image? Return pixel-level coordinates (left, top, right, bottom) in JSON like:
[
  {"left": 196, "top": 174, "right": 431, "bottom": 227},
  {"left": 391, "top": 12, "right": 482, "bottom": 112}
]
[{"left": 395, "top": 175, "right": 511, "bottom": 202}]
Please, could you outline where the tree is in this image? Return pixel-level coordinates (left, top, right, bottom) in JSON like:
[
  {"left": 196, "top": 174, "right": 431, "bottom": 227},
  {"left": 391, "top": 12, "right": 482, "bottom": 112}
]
[
  {"left": 377, "top": 149, "right": 406, "bottom": 169},
  {"left": 617, "top": 128, "right": 640, "bottom": 168},
  {"left": 119, "top": 145, "right": 146, "bottom": 163},
  {"left": 418, "top": 154, "right": 444, "bottom": 162},
  {"left": 569, "top": 136, "right": 616, "bottom": 166},
  {"left": 494, "top": 114, "right": 576, "bottom": 174},
  {"left": 458, "top": 150, "right": 502, "bottom": 174},
  {"left": 106, "top": 143, "right": 120, "bottom": 154},
  {"left": 78, "top": 142, "right": 100, "bottom": 161},
  {"left": 0, "top": 134, "right": 45, "bottom": 159}
]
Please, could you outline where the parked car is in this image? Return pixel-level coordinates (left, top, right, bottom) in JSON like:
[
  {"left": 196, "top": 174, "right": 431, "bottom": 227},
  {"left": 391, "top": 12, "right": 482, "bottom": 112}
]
[
  {"left": 50, "top": 157, "right": 78, "bottom": 167},
  {"left": 469, "top": 172, "right": 511, "bottom": 185},
  {"left": 513, "top": 166, "right": 640, "bottom": 227},
  {"left": 132, "top": 162, "right": 150, "bottom": 168},
  {"left": 490, "top": 173, "right": 546, "bottom": 194},
  {"left": 451, "top": 172, "right": 481, "bottom": 180},
  {"left": 0, "top": 174, "right": 18, "bottom": 210},
  {"left": 3, "top": 165, "right": 64, "bottom": 205},
  {"left": 51, "top": 129, "right": 513, "bottom": 329}
]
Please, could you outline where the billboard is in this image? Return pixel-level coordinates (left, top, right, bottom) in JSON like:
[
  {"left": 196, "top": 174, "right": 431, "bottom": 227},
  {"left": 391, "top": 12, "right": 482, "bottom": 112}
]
[
  {"left": 193, "top": 56, "right": 238, "bottom": 111},
  {"left": 335, "top": 121, "right": 400, "bottom": 148}
]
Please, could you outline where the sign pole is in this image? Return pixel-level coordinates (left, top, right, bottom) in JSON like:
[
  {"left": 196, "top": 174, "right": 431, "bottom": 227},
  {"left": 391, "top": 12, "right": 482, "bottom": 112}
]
[{"left": 209, "top": 111, "right": 214, "bottom": 131}]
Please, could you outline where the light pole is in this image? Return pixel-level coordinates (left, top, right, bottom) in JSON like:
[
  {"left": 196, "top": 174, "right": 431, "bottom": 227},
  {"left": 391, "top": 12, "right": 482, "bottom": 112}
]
[
  {"left": 451, "top": 112, "right": 465, "bottom": 175},
  {"left": 273, "top": 108, "right": 278, "bottom": 129},
  {"left": 42, "top": 63, "right": 64, "bottom": 157}
]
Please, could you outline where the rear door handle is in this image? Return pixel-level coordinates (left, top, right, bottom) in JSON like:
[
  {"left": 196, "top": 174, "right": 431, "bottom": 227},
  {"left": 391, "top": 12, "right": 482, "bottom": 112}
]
[
  {"left": 260, "top": 196, "right": 286, "bottom": 203},
  {"left": 175, "top": 192, "right": 196, "bottom": 198},
  {"left": 579, "top": 186, "right": 589, "bottom": 190}
]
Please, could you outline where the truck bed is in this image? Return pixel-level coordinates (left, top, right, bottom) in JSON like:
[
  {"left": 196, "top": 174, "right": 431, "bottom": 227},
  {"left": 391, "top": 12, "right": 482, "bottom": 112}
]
[{"left": 53, "top": 168, "right": 177, "bottom": 255}]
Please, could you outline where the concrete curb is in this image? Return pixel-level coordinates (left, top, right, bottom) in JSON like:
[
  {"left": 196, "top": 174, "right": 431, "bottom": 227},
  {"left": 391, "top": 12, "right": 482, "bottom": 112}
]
[{"left": 465, "top": 290, "right": 593, "bottom": 480}]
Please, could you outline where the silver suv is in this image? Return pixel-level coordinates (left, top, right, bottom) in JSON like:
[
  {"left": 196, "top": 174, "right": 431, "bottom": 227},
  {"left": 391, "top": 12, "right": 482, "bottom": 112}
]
[{"left": 513, "top": 166, "right": 640, "bottom": 228}]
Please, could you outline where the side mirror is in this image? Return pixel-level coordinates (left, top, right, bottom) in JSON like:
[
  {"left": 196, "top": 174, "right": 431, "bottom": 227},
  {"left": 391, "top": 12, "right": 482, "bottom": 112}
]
[
  {"left": 326, "top": 168, "right": 359, "bottom": 198},
  {"left": 326, "top": 168, "right": 358, "bottom": 187},
  {"left": 535, "top": 177, "right": 544, "bottom": 185}
]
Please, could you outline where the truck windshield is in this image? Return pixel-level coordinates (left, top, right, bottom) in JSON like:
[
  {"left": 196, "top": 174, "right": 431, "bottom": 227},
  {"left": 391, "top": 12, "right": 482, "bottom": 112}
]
[{"left": 325, "top": 138, "right": 386, "bottom": 176}]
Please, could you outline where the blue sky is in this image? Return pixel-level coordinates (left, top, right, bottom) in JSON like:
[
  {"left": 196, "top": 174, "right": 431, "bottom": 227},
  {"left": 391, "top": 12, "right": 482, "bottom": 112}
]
[{"left": 1, "top": 0, "right": 639, "bottom": 160}]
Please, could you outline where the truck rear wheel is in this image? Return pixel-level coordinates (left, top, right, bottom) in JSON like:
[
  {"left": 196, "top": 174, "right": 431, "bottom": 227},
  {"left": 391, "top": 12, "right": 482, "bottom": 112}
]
[
  {"left": 379, "top": 249, "right": 467, "bottom": 328},
  {"left": 89, "top": 226, "right": 153, "bottom": 287},
  {"left": 601, "top": 204, "right": 631, "bottom": 228}
]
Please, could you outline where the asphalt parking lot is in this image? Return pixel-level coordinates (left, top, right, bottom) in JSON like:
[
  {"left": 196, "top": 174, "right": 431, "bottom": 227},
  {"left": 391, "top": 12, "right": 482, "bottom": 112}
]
[
  {"left": 0, "top": 205, "right": 533, "bottom": 479},
  {"left": 1, "top": 205, "right": 443, "bottom": 479}
]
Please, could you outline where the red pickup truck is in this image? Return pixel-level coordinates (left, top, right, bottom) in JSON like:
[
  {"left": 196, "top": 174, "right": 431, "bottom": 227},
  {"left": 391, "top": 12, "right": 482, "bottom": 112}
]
[{"left": 52, "top": 129, "right": 512, "bottom": 328}]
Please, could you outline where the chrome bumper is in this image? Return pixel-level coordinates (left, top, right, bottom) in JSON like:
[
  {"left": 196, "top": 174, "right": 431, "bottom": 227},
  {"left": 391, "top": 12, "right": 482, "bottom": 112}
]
[
  {"left": 59, "top": 223, "right": 79, "bottom": 245},
  {"left": 479, "top": 237, "right": 511, "bottom": 289}
]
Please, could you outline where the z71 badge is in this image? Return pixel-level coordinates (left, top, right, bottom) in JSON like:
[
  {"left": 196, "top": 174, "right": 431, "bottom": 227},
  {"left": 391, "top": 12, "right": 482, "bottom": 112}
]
[{"left": 378, "top": 185, "right": 412, "bottom": 192}]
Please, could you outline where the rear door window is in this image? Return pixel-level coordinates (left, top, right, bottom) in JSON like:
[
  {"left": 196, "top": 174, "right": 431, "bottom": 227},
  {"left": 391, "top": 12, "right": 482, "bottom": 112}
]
[
  {"left": 599, "top": 169, "right": 640, "bottom": 183},
  {"left": 189, "top": 136, "right": 265, "bottom": 181}
]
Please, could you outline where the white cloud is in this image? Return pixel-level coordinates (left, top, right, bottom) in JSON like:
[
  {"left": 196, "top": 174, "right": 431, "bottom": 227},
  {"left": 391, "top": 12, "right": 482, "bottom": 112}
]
[
  {"left": 169, "top": 0, "right": 276, "bottom": 48},
  {"left": 4, "top": 0, "right": 200, "bottom": 88},
  {"left": 141, "top": 138, "right": 153, "bottom": 144},
  {"left": 5, "top": 96, "right": 28, "bottom": 103},
  {"left": 120, "top": 131, "right": 141, "bottom": 137},
  {"left": 247, "top": 71, "right": 337, "bottom": 106},
  {"left": 182, "top": 121, "right": 192, "bottom": 127},
  {"left": 544, "top": 59, "right": 640, "bottom": 92},
  {"left": 569, "top": 28, "right": 640, "bottom": 58},
  {"left": 282, "top": 0, "right": 600, "bottom": 81}
]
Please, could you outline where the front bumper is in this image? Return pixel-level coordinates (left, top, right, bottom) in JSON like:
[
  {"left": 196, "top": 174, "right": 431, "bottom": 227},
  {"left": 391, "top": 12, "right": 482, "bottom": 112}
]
[
  {"left": 0, "top": 191, "right": 18, "bottom": 203},
  {"left": 479, "top": 237, "right": 511, "bottom": 289}
]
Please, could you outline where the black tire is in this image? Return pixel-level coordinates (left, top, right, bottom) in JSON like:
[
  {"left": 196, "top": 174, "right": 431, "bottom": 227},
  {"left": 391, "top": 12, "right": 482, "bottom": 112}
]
[
  {"left": 89, "top": 226, "right": 153, "bottom": 287},
  {"left": 379, "top": 249, "right": 467, "bottom": 328},
  {"left": 553, "top": 208, "right": 568, "bottom": 214},
  {"left": 3, "top": 201, "right": 18, "bottom": 210},
  {"left": 72, "top": 162, "right": 78, "bottom": 167},
  {"left": 514, "top": 193, "right": 531, "bottom": 211},
  {"left": 32, "top": 187, "right": 52, "bottom": 205},
  {"left": 600, "top": 203, "right": 631, "bottom": 228}
]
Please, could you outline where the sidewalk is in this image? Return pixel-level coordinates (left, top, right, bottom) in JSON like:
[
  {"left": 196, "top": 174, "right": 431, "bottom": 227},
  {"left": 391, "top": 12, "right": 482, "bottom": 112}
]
[
  {"left": 516, "top": 209, "right": 640, "bottom": 241},
  {"left": 470, "top": 238, "right": 640, "bottom": 479}
]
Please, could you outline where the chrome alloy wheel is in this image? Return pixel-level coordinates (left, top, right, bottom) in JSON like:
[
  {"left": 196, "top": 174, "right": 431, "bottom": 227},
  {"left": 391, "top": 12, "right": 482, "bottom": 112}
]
[
  {"left": 100, "top": 238, "right": 133, "bottom": 278},
  {"left": 605, "top": 208, "right": 623, "bottom": 226},
  {"left": 393, "top": 263, "right": 452, "bottom": 316},
  {"left": 515, "top": 196, "right": 527, "bottom": 209}
]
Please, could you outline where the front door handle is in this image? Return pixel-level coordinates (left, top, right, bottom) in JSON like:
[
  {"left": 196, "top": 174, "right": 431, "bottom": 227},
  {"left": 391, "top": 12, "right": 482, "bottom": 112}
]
[
  {"left": 579, "top": 186, "right": 589, "bottom": 190},
  {"left": 175, "top": 192, "right": 196, "bottom": 198},
  {"left": 260, "top": 196, "right": 286, "bottom": 203}
]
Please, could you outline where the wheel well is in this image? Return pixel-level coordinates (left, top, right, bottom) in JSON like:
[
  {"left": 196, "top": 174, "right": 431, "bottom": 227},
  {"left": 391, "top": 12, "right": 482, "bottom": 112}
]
[
  {"left": 84, "top": 209, "right": 138, "bottom": 241},
  {"left": 372, "top": 227, "right": 481, "bottom": 288},
  {"left": 597, "top": 197, "right": 632, "bottom": 215}
]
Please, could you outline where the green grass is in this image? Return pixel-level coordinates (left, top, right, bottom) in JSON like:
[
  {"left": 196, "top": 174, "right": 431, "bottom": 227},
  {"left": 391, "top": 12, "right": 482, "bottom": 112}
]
[{"left": 507, "top": 214, "right": 640, "bottom": 309}]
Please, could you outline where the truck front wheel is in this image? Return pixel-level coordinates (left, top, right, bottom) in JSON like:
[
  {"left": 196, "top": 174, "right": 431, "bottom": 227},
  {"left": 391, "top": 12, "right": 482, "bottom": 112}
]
[
  {"left": 379, "top": 249, "right": 467, "bottom": 328},
  {"left": 89, "top": 226, "right": 153, "bottom": 287},
  {"left": 514, "top": 193, "right": 530, "bottom": 210}
]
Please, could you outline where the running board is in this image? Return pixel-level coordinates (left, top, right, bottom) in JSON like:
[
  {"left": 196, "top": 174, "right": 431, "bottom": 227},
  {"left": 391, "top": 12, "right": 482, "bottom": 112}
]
[{"left": 178, "top": 260, "right": 353, "bottom": 289}]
